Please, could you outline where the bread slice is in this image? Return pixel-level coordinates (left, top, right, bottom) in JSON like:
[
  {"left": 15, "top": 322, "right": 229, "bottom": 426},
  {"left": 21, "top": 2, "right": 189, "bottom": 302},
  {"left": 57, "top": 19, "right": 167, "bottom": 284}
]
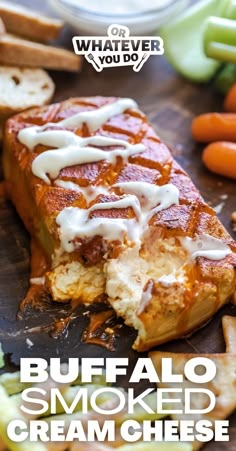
[
  {"left": 0, "top": 66, "right": 55, "bottom": 142},
  {"left": 150, "top": 350, "right": 236, "bottom": 450},
  {"left": 0, "top": 1, "right": 63, "bottom": 41},
  {"left": 0, "top": 66, "right": 55, "bottom": 117},
  {"left": 0, "top": 34, "right": 80, "bottom": 72}
]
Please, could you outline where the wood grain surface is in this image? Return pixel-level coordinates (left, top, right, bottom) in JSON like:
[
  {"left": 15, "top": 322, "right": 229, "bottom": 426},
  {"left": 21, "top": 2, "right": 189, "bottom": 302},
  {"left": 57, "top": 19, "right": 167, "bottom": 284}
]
[{"left": 0, "top": 0, "right": 236, "bottom": 449}]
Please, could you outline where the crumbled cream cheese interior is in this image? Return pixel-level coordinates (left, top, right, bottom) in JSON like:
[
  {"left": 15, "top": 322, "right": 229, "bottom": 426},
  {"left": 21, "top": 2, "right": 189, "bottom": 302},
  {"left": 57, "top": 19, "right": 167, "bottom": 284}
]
[
  {"left": 18, "top": 98, "right": 232, "bottom": 329},
  {"left": 105, "top": 236, "right": 188, "bottom": 333}
]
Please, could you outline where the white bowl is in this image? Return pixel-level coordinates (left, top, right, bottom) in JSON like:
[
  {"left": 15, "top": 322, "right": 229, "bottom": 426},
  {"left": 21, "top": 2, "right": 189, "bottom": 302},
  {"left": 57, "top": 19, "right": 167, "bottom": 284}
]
[{"left": 50, "top": 0, "right": 189, "bottom": 36}]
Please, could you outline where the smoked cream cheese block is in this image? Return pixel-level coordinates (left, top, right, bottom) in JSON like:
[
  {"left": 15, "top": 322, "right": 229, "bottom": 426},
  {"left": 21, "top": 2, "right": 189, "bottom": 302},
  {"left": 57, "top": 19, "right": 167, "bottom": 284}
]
[{"left": 3, "top": 97, "right": 236, "bottom": 351}]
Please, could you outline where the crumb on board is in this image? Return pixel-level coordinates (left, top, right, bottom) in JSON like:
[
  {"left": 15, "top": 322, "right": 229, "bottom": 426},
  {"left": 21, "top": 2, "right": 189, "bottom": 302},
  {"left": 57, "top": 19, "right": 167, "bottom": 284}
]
[
  {"left": 220, "top": 194, "right": 228, "bottom": 200},
  {"left": 26, "top": 338, "right": 34, "bottom": 349},
  {"left": 214, "top": 202, "right": 225, "bottom": 214}
]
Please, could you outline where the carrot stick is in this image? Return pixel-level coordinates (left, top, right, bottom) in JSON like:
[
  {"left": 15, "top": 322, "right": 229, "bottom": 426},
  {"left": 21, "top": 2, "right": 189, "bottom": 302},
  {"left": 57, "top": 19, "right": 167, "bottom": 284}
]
[
  {"left": 224, "top": 83, "right": 236, "bottom": 111},
  {"left": 202, "top": 141, "right": 236, "bottom": 179},
  {"left": 192, "top": 112, "right": 236, "bottom": 142}
]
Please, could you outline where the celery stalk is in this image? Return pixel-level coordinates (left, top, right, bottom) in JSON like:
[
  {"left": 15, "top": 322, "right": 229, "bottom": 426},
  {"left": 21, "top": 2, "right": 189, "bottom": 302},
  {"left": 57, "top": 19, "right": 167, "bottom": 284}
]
[
  {"left": 160, "top": 0, "right": 230, "bottom": 82},
  {"left": 214, "top": 64, "right": 236, "bottom": 93},
  {"left": 207, "top": 42, "right": 236, "bottom": 63},
  {"left": 204, "top": 17, "right": 236, "bottom": 63},
  {"left": 0, "top": 372, "right": 31, "bottom": 395},
  {"left": 224, "top": 0, "right": 236, "bottom": 19}
]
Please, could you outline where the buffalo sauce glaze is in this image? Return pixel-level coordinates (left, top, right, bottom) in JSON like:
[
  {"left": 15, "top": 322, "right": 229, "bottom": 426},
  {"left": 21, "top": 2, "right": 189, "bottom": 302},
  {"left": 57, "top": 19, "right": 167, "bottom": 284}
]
[
  {"left": 81, "top": 309, "right": 121, "bottom": 351},
  {"left": 18, "top": 240, "right": 52, "bottom": 316},
  {"left": 9, "top": 97, "right": 233, "bottom": 349}
]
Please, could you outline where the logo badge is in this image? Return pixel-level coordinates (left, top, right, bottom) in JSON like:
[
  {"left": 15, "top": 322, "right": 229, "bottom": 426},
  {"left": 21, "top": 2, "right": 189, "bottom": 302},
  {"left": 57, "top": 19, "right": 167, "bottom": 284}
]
[{"left": 73, "top": 24, "right": 164, "bottom": 72}]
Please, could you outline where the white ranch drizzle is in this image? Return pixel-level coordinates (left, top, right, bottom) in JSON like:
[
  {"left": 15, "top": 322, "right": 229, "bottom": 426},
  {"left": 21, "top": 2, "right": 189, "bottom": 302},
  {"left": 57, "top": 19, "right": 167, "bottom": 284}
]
[
  {"left": 31, "top": 139, "right": 145, "bottom": 185},
  {"left": 56, "top": 182, "right": 180, "bottom": 251},
  {"left": 180, "top": 234, "right": 231, "bottom": 261},
  {"left": 114, "top": 181, "right": 179, "bottom": 219},
  {"left": 17, "top": 97, "right": 231, "bottom": 261},
  {"left": 18, "top": 97, "right": 138, "bottom": 149},
  {"left": 54, "top": 180, "right": 82, "bottom": 193},
  {"left": 58, "top": 97, "right": 138, "bottom": 132},
  {"left": 18, "top": 98, "right": 144, "bottom": 184},
  {"left": 19, "top": 124, "right": 145, "bottom": 184},
  {"left": 55, "top": 180, "right": 108, "bottom": 203},
  {"left": 56, "top": 197, "right": 140, "bottom": 252}
]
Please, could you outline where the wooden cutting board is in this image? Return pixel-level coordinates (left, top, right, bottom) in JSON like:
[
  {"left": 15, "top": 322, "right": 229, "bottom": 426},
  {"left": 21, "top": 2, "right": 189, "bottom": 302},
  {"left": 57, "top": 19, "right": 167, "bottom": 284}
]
[{"left": 0, "top": 1, "right": 235, "bottom": 448}]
